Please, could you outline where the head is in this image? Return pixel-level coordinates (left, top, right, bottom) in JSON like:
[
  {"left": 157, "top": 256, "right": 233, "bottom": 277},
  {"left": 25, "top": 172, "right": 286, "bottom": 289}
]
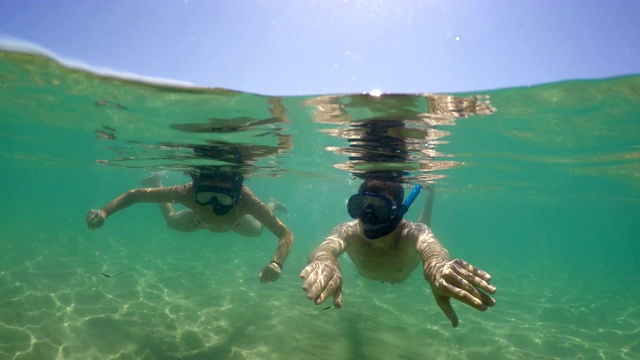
[
  {"left": 347, "top": 179, "right": 406, "bottom": 240},
  {"left": 188, "top": 169, "right": 244, "bottom": 215}
]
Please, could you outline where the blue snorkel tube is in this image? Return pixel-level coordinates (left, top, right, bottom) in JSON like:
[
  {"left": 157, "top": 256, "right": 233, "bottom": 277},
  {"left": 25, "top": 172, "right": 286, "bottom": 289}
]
[{"left": 400, "top": 184, "right": 422, "bottom": 215}]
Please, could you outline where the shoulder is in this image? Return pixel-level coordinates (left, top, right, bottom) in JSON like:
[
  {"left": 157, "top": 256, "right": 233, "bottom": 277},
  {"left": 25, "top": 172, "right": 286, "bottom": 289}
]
[
  {"left": 399, "top": 221, "right": 431, "bottom": 239},
  {"left": 333, "top": 220, "right": 359, "bottom": 231},
  {"left": 160, "top": 183, "right": 192, "bottom": 197},
  {"left": 151, "top": 183, "right": 193, "bottom": 202},
  {"left": 237, "top": 185, "right": 266, "bottom": 209},
  {"left": 239, "top": 185, "right": 257, "bottom": 200},
  {"left": 236, "top": 186, "right": 279, "bottom": 220},
  {"left": 174, "top": 183, "right": 193, "bottom": 193},
  {"left": 328, "top": 220, "right": 360, "bottom": 242}
]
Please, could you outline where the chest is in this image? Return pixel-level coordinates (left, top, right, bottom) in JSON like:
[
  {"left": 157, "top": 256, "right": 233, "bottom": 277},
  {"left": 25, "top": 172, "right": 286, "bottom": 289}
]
[
  {"left": 193, "top": 206, "right": 242, "bottom": 231},
  {"left": 347, "top": 240, "right": 420, "bottom": 268}
]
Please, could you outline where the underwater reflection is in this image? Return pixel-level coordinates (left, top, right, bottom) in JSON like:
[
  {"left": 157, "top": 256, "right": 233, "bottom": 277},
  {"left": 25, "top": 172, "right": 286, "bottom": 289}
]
[
  {"left": 95, "top": 96, "right": 293, "bottom": 177},
  {"left": 303, "top": 92, "right": 496, "bottom": 182}
]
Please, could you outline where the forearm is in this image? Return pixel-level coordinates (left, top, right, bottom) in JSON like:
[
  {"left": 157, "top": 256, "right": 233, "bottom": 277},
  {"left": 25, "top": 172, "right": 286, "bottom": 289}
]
[
  {"left": 272, "top": 230, "right": 294, "bottom": 266},
  {"left": 309, "top": 249, "right": 338, "bottom": 266},
  {"left": 100, "top": 189, "right": 144, "bottom": 217},
  {"left": 418, "top": 232, "right": 450, "bottom": 284},
  {"left": 306, "top": 223, "right": 350, "bottom": 269},
  {"left": 308, "top": 239, "right": 343, "bottom": 269}
]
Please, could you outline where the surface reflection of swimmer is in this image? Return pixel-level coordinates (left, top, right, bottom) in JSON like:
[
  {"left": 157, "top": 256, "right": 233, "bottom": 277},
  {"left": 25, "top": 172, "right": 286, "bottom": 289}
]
[
  {"left": 86, "top": 167, "right": 293, "bottom": 283},
  {"left": 300, "top": 179, "right": 496, "bottom": 327},
  {"left": 170, "top": 97, "right": 291, "bottom": 134}
]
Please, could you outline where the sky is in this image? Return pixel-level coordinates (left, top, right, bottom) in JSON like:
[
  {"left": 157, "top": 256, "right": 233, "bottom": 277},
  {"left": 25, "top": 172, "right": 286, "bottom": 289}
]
[{"left": 1, "top": 0, "right": 639, "bottom": 95}]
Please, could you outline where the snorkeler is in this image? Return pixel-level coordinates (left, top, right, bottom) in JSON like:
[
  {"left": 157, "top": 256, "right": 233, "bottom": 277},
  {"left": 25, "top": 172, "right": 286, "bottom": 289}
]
[
  {"left": 86, "top": 170, "right": 293, "bottom": 283},
  {"left": 300, "top": 179, "right": 496, "bottom": 327}
]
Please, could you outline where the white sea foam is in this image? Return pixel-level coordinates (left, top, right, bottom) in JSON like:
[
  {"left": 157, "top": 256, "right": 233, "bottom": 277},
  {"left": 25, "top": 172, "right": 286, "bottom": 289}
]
[{"left": 0, "top": 35, "right": 201, "bottom": 89}]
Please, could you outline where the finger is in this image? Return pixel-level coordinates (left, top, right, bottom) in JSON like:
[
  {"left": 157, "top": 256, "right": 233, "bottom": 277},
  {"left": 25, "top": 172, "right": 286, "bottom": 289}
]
[
  {"left": 434, "top": 295, "right": 458, "bottom": 328},
  {"left": 451, "top": 267, "right": 496, "bottom": 300},
  {"left": 300, "top": 263, "right": 317, "bottom": 279},
  {"left": 333, "top": 285, "right": 343, "bottom": 309},
  {"left": 442, "top": 269, "right": 486, "bottom": 305},
  {"left": 315, "top": 274, "right": 341, "bottom": 305},
  {"left": 302, "top": 274, "right": 315, "bottom": 293},
  {"left": 301, "top": 265, "right": 322, "bottom": 292},
  {"left": 451, "top": 287, "right": 487, "bottom": 311},
  {"left": 433, "top": 271, "right": 487, "bottom": 311},
  {"left": 302, "top": 267, "right": 326, "bottom": 295},
  {"left": 478, "top": 290, "right": 496, "bottom": 307},
  {"left": 455, "top": 259, "right": 492, "bottom": 282},
  {"left": 461, "top": 272, "right": 496, "bottom": 295},
  {"left": 308, "top": 270, "right": 334, "bottom": 301}
]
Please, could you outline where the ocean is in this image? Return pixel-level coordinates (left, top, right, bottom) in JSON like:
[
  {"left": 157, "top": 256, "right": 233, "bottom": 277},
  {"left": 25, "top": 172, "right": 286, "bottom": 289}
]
[{"left": 1, "top": 47, "right": 639, "bottom": 359}]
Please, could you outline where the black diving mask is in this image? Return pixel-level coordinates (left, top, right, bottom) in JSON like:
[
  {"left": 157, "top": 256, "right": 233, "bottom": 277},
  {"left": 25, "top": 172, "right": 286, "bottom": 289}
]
[
  {"left": 347, "top": 193, "right": 398, "bottom": 225},
  {"left": 194, "top": 184, "right": 240, "bottom": 215},
  {"left": 347, "top": 184, "right": 422, "bottom": 226}
]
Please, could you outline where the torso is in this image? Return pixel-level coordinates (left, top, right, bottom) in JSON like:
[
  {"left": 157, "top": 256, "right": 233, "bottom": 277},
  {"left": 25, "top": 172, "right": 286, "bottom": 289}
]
[
  {"left": 192, "top": 205, "right": 242, "bottom": 232},
  {"left": 344, "top": 221, "right": 422, "bottom": 283}
]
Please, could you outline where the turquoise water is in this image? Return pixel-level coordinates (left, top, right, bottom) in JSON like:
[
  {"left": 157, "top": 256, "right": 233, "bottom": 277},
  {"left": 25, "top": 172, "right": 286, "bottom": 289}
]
[{"left": 1, "top": 48, "right": 640, "bottom": 359}]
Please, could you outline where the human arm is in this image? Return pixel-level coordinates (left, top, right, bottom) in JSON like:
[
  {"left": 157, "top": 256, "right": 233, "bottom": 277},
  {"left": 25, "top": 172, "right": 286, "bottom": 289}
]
[
  {"left": 86, "top": 185, "right": 189, "bottom": 230},
  {"left": 241, "top": 188, "right": 294, "bottom": 283},
  {"left": 257, "top": 222, "right": 294, "bottom": 283},
  {"left": 300, "top": 223, "right": 353, "bottom": 309},
  {"left": 414, "top": 224, "right": 496, "bottom": 327}
]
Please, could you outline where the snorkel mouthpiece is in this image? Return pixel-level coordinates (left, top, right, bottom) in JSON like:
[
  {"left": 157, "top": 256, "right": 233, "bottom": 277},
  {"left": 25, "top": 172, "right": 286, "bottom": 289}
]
[{"left": 401, "top": 184, "right": 422, "bottom": 213}]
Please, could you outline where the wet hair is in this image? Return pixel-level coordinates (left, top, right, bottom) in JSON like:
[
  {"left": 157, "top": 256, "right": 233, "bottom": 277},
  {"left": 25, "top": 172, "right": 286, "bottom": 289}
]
[
  {"left": 358, "top": 179, "right": 404, "bottom": 205},
  {"left": 186, "top": 169, "right": 244, "bottom": 188}
]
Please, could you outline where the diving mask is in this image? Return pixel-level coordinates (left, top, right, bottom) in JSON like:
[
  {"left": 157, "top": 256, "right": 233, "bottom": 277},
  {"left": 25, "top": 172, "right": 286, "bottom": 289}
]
[
  {"left": 347, "top": 184, "right": 422, "bottom": 225},
  {"left": 194, "top": 184, "right": 240, "bottom": 215}
]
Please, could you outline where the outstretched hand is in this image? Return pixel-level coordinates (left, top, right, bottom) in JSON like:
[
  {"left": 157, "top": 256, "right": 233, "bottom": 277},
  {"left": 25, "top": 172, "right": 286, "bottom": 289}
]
[
  {"left": 300, "top": 261, "right": 343, "bottom": 309},
  {"left": 86, "top": 209, "right": 107, "bottom": 230},
  {"left": 427, "top": 258, "right": 496, "bottom": 328},
  {"left": 258, "top": 262, "right": 281, "bottom": 283}
]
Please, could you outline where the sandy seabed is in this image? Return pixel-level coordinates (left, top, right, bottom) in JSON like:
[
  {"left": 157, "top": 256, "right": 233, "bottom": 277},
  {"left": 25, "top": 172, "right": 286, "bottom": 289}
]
[{"left": 1, "top": 229, "right": 638, "bottom": 360}]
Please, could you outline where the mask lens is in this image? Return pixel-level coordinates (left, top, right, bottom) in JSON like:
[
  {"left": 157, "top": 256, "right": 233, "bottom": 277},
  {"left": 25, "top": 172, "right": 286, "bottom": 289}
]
[
  {"left": 347, "top": 193, "right": 395, "bottom": 223},
  {"left": 215, "top": 193, "right": 234, "bottom": 206},
  {"left": 195, "top": 191, "right": 213, "bottom": 205},
  {"left": 196, "top": 191, "right": 233, "bottom": 206}
]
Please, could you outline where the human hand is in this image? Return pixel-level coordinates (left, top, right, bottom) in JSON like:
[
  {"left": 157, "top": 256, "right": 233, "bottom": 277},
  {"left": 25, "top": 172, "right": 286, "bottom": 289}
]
[
  {"left": 258, "top": 262, "right": 281, "bottom": 283},
  {"left": 300, "top": 261, "right": 343, "bottom": 309},
  {"left": 426, "top": 258, "right": 496, "bottom": 328},
  {"left": 86, "top": 209, "right": 107, "bottom": 230}
]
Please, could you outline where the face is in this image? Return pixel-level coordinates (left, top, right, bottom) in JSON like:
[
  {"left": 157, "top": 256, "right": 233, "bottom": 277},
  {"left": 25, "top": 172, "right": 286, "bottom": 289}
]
[
  {"left": 347, "top": 188, "right": 404, "bottom": 240},
  {"left": 347, "top": 191, "right": 398, "bottom": 225},
  {"left": 194, "top": 178, "right": 241, "bottom": 215}
]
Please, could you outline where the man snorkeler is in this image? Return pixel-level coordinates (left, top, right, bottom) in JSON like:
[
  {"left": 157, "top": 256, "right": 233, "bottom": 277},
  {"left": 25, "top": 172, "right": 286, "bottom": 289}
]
[
  {"left": 86, "top": 169, "right": 293, "bottom": 283},
  {"left": 300, "top": 179, "right": 496, "bottom": 327}
]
